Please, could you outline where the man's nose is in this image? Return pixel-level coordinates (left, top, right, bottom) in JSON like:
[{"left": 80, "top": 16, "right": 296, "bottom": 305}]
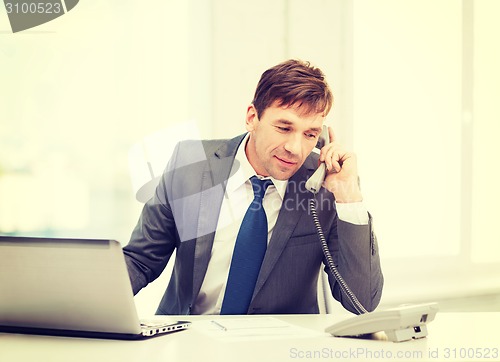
[{"left": 283, "top": 133, "right": 301, "bottom": 156}]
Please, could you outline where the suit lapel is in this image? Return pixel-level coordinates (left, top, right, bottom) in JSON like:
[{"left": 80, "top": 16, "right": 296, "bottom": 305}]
[
  {"left": 251, "top": 157, "right": 316, "bottom": 300},
  {"left": 191, "top": 135, "right": 246, "bottom": 300}
]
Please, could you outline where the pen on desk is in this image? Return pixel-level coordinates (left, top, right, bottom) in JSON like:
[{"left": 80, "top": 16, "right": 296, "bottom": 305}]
[{"left": 211, "top": 320, "right": 227, "bottom": 331}]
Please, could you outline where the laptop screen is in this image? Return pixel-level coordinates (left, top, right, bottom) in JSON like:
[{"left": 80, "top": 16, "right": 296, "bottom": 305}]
[{"left": 0, "top": 236, "right": 141, "bottom": 335}]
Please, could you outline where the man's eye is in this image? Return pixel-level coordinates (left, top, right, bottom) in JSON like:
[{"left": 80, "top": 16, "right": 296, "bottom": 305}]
[
  {"left": 277, "top": 127, "right": 290, "bottom": 132},
  {"left": 306, "top": 133, "right": 318, "bottom": 139}
]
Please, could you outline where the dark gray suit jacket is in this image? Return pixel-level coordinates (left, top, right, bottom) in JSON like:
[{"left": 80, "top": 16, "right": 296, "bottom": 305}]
[{"left": 123, "top": 134, "right": 383, "bottom": 315}]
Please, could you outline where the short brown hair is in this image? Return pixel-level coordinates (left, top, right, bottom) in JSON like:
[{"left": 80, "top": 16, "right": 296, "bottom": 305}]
[{"left": 252, "top": 59, "right": 333, "bottom": 118}]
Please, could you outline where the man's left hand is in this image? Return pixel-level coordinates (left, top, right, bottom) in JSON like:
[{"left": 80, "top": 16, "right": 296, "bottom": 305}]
[{"left": 319, "top": 126, "right": 363, "bottom": 203}]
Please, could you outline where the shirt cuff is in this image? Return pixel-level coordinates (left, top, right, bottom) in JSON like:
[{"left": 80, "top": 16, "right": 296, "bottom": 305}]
[{"left": 335, "top": 201, "right": 369, "bottom": 225}]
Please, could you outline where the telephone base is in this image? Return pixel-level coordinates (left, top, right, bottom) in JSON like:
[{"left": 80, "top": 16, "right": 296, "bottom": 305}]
[
  {"left": 385, "top": 324, "right": 428, "bottom": 342},
  {"left": 325, "top": 302, "right": 439, "bottom": 343}
]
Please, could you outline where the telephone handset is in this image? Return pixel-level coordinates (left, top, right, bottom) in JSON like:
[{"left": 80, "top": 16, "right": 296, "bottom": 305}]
[
  {"left": 305, "top": 125, "right": 330, "bottom": 194},
  {"left": 306, "top": 126, "right": 438, "bottom": 342}
]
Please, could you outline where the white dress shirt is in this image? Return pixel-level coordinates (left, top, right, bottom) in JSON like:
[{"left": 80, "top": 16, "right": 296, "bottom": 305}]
[{"left": 191, "top": 134, "right": 368, "bottom": 314}]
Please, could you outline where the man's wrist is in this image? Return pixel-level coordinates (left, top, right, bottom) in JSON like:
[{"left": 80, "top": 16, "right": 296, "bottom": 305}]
[
  {"left": 326, "top": 178, "right": 363, "bottom": 203},
  {"left": 334, "top": 190, "right": 363, "bottom": 203}
]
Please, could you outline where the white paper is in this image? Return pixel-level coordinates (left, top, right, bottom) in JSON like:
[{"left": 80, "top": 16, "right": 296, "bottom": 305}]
[{"left": 193, "top": 317, "right": 327, "bottom": 341}]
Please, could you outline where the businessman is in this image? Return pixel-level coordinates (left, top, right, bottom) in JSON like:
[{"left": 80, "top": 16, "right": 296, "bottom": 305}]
[{"left": 123, "top": 59, "right": 383, "bottom": 315}]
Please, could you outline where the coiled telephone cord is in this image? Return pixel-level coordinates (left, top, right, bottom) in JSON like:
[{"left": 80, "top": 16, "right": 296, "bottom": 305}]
[{"left": 309, "top": 198, "right": 368, "bottom": 315}]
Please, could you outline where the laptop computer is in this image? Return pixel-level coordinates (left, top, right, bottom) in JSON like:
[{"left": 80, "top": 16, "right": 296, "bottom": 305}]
[{"left": 0, "top": 236, "right": 190, "bottom": 340}]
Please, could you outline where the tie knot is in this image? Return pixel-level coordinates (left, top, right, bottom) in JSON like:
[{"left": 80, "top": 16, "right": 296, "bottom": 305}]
[{"left": 250, "top": 176, "right": 273, "bottom": 200}]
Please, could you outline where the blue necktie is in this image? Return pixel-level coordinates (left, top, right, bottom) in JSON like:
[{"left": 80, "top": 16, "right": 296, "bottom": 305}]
[{"left": 220, "top": 177, "right": 273, "bottom": 314}]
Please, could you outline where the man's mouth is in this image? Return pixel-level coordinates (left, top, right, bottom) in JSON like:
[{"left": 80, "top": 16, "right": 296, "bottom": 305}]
[{"left": 274, "top": 155, "right": 298, "bottom": 166}]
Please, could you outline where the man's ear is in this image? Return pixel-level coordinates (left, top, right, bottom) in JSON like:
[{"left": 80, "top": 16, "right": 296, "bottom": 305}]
[{"left": 245, "top": 104, "right": 259, "bottom": 132}]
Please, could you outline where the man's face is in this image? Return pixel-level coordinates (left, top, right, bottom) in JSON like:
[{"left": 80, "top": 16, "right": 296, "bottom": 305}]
[{"left": 245, "top": 102, "right": 325, "bottom": 180}]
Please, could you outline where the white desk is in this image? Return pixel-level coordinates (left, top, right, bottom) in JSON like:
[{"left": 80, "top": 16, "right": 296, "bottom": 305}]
[{"left": 1, "top": 313, "right": 499, "bottom": 362}]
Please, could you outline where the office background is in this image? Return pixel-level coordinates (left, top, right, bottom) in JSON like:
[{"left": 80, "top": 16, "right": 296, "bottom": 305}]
[{"left": 1, "top": 0, "right": 499, "bottom": 316}]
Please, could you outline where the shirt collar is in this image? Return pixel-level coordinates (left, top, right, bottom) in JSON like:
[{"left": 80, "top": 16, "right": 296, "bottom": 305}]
[{"left": 225, "top": 133, "right": 288, "bottom": 199}]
